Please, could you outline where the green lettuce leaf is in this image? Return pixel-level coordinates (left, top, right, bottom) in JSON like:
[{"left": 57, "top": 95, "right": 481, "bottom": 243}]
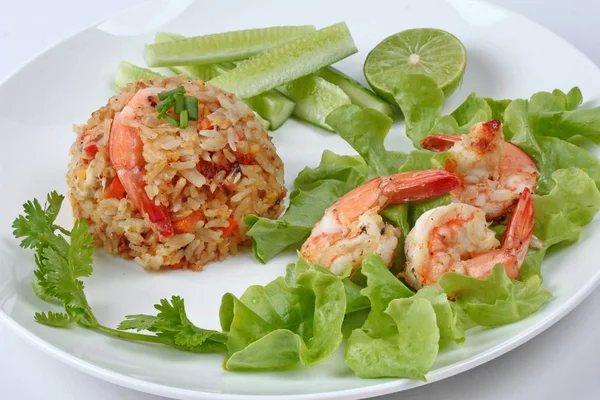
[
  {"left": 534, "top": 168, "right": 600, "bottom": 246},
  {"left": 346, "top": 297, "right": 439, "bottom": 380},
  {"left": 522, "top": 87, "right": 600, "bottom": 144},
  {"left": 439, "top": 265, "right": 551, "bottom": 327},
  {"left": 220, "top": 258, "right": 346, "bottom": 370},
  {"left": 484, "top": 98, "right": 512, "bottom": 121},
  {"left": 504, "top": 98, "right": 600, "bottom": 194},
  {"left": 376, "top": 72, "right": 445, "bottom": 148},
  {"left": 451, "top": 92, "right": 493, "bottom": 133},
  {"left": 408, "top": 195, "right": 452, "bottom": 227},
  {"left": 245, "top": 151, "right": 367, "bottom": 263},
  {"left": 438, "top": 167, "right": 600, "bottom": 325},
  {"left": 398, "top": 149, "right": 449, "bottom": 173},
  {"left": 413, "top": 286, "right": 469, "bottom": 345},
  {"left": 430, "top": 114, "right": 460, "bottom": 134},
  {"left": 284, "top": 257, "right": 369, "bottom": 314},
  {"left": 519, "top": 167, "right": 600, "bottom": 279},
  {"left": 430, "top": 93, "right": 499, "bottom": 137},
  {"left": 345, "top": 255, "right": 438, "bottom": 380},
  {"left": 326, "top": 105, "right": 407, "bottom": 177}
]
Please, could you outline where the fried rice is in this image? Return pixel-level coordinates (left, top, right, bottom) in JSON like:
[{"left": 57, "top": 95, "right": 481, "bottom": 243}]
[{"left": 66, "top": 75, "right": 286, "bottom": 271}]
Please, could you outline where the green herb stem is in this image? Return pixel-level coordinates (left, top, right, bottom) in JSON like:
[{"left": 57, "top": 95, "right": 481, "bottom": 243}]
[
  {"left": 174, "top": 93, "right": 185, "bottom": 114},
  {"left": 156, "top": 97, "right": 175, "bottom": 113},
  {"left": 158, "top": 86, "right": 185, "bottom": 100},
  {"left": 93, "top": 324, "right": 164, "bottom": 344},
  {"left": 163, "top": 114, "right": 179, "bottom": 127},
  {"left": 179, "top": 110, "right": 189, "bottom": 128},
  {"left": 185, "top": 96, "right": 198, "bottom": 120}
]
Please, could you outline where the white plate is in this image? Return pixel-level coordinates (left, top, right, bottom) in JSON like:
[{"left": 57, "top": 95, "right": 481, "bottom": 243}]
[{"left": 1, "top": 0, "right": 599, "bottom": 399}]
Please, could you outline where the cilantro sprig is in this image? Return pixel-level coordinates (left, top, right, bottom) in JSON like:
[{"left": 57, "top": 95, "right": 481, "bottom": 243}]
[{"left": 12, "top": 192, "right": 226, "bottom": 352}]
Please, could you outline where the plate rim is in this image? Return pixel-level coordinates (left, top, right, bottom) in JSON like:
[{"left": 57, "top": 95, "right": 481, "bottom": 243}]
[{"left": 1, "top": 0, "right": 600, "bottom": 399}]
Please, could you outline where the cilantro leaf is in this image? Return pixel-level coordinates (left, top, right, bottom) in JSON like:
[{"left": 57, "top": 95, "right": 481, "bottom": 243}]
[
  {"left": 34, "top": 311, "right": 73, "bottom": 328},
  {"left": 119, "top": 296, "right": 228, "bottom": 353},
  {"left": 15, "top": 192, "right": 228, "bottom": 352},
  {"left": 12, "top": 193, "right": 97, "bottom": 326},
  {"left": 117, "top": 314, "right": 158, "bottom": 332}
]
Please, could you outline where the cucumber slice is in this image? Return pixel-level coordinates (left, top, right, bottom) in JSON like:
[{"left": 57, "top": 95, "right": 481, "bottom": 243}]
[
  {"left": 316, "top": 67, "right": 393, "bottom": 117},
  {"left": 114, "top": 61, "right": 161, "bottom": 88},
  {"left": 278, "top": 75, "right": 351, "bottom": 131},
  {"left": 254, "top": 113, "right": 271, "bottom": 131},
  {"left": 145, "top": 25, "right": 316, "bottom": 67},
  {"left": 154, "top": 32, "right": 294, "bottom": 130},
  {"left": 154, "top": 32, "right": 224, "bottom": 80},
  {"left": 209, "top": 22, "right": 358, "bottom": 98},
  {"left": 244, "top": 91, "right": 295, "bottom": 130}
]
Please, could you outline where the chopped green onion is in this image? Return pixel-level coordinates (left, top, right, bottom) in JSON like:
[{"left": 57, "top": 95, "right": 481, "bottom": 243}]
[
  {"left": 163, "top": 114, "right": 179, "bottom": 127},
  {"left": 174, "top": 94, "right": 185, "bottom": 114},
  {"left": 185, "top": 96, "right": 199, "bottom": 120},
  {"left": 158, "top": 86, "right": 185, "bottom": 100},
  {"left": 158, "top": 105, "right": 172, "bottom": 118},
  {"left": 156, "top": 97, "right": 175, "bottom": 113},
  {"left": 179, "top": 110, "right": 189, "bottom": 128}
]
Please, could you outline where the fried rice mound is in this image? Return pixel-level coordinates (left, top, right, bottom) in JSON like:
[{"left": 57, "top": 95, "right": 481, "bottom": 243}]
[{"left": 66, "top": 75, "right": 286, "bottom": 271}]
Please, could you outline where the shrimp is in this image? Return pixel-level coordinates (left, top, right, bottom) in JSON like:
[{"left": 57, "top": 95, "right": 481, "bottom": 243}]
[
  {"left": 421, "top": 119, "right": 538, "bottom": 220},
  {"left": 109, "top": 87, "right": 174, "bottom": 240},
  {"left": 404, "top": 188, "right": 534, "bottom": 289},
  {"left": 300, "top": 170, "right": 460, "bottom": 275}
]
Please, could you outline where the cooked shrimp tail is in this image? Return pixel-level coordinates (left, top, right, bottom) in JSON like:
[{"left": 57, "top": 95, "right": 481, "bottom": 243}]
[
  {"left": 405, "top": 187, "right": 535, "bottom": 288},
  {"left": 502, "top": 187, "right": 535, "bottom": 264},
  {"left": 419, "top": 120, "right": 538, "bottom": 220},
  {"left": 381, "top": 169, "right": 461, "bottom": 204},
  {"left": 333, "top": 170, "right": 460, "bottom": 221},
  {"left": 300, "top": 170, "right": 460, "bottom": 274},
  {"left": 420, "top": 134, "right": 461, "bottom": 151},
  {"left": 462, "top": 188, "right": 534, "bottom": 280},
  {"left": 116, "top": 168, "right": 174, "bottom": 238},
  {"left": 109, "top": 88, "right": 174, "bottom": 240}
]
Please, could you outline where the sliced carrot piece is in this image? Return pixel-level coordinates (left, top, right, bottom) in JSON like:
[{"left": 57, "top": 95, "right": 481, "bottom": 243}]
[
  {"left": 173, "top": 210, "right": 205, "bottom": 233},
  {"left": 197, "top": 118, "right": 213, "bottom": 131},
  {"left": 105, "top": 176, "right": 126, "bottom": 199},
  {"left": 220, "top": 217, "right": 239, "bottom": 238}
]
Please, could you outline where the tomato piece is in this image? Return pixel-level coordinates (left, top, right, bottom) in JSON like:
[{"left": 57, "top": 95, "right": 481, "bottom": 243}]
[
  {"left": 173, "top": 210, "right": 205, "bottom": 233},
  {"left": 84, "top": 144, "right": 99, "bottom": 156},
  {"left": 105, "top": 176, "right": 126, "bottom": 199}
]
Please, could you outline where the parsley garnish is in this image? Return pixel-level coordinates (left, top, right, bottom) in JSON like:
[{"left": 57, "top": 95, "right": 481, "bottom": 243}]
[{"left": 12, "top": 192, "right": 227, "bottom": 352}]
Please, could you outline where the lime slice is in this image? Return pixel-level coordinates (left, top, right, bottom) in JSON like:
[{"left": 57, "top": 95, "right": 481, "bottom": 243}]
[
  {"left": 209, "top": 22, "right": 358, "bottom": 99},
  {"left": 145, "top": 25, "right": 316, "bottom": 67},
  {"left": 364, "top": 28, "right": 467, "bottom": 104}
]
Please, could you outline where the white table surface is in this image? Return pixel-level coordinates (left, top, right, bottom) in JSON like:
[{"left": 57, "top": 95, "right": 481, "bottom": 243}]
[{"left": 1, "top": 1, "right": 598, "bottom": 399}]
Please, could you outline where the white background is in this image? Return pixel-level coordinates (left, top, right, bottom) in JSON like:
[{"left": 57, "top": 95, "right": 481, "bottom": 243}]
[{"left": 0, "top": 1, "right": 598, "bottom": 399}]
